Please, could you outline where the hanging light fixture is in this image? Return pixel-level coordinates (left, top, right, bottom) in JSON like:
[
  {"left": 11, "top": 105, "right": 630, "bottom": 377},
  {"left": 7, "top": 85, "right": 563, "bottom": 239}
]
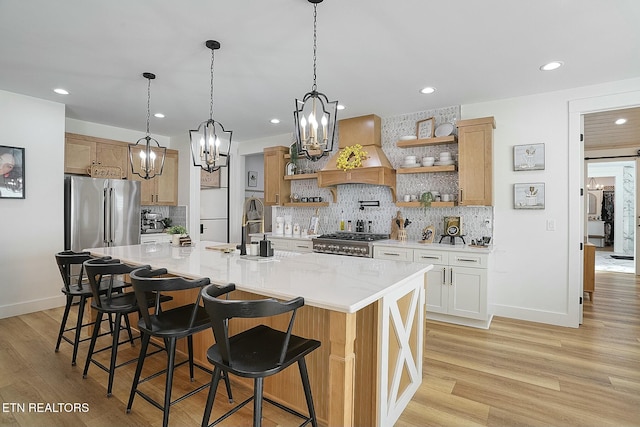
[
  {"left": 190, "top": 40, "right": 232, "bottom": 173},
  {"left": 129, "top": 72, "right": 166, "bottom": 179},
  {"left": 587, "top": 177, "right": 604, "bottom": 190},
  {"left": 294, "top": 0, "right": 338, "bottom": 161}
]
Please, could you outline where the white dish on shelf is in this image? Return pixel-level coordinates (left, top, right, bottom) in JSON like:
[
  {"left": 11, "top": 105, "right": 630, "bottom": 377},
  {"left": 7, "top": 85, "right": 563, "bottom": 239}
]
[
  {"left": 399, "top": 135, "right": 418, "bottom": 141},
  {"left": 435, "top": 123, "right": 454, "bottom": 137},
  {"left": 434, "top": 160, "right": 455, "bottom": 166}
]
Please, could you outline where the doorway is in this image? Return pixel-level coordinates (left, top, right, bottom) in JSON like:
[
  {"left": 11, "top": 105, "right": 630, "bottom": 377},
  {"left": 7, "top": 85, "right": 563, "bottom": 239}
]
[{"left": 586, "top": 162, "right": 635, "bottom": 274}]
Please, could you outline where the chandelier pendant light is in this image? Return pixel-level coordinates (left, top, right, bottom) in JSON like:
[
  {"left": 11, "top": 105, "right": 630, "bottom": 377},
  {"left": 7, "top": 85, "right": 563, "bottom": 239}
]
[
  {"left": 294, "top": 0, "right": 338, "bottom": 161},
  {"left": 587, "top": 177, "right": 604, "bottom": 190},
  {"left": 190, "top": 40, "right": 233, "bottom": 173},
  {"left": 129, "top": 72, "right": 166, "bottom": 179}
]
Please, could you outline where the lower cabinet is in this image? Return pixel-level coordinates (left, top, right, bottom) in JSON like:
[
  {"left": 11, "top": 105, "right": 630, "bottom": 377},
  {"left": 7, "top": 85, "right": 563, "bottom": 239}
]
[
  {"left": 250, "top": 235, "right": 313, "bottom": 253},
  {"left": 374, "top": 245, "right": 491, "bottom": 328}
]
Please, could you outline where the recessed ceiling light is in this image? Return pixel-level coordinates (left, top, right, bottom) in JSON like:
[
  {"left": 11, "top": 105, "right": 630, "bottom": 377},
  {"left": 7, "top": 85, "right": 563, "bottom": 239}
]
[
  {"left": 270, "top": 118, "right": 280, "bottom": 124},
  {"left": 419, "top": 87, "right": 436, "bottom": 94},
  {"left": 154, "top": 113, "right": 165, "bottom": 118},
  {"left": 53, "top": 88, "right": 69, "bottom": 95},
  {"left": 539, "top": 61, "right": 564, "bottom": 71},
  {"left": 337, "top": 104, "right": 346, "bottom": 111},
  {"left": 615, "top": 118, "right": 627, "bottom": 125}
]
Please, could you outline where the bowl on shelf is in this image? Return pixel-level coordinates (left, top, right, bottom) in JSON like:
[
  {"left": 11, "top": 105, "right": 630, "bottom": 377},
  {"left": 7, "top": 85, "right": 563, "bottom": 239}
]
[
  {"left": 399, "top": 135, "right": 418, "bottom": 141},
  {"left": 422, "top": 156, "right": 435, "bottom": 167}
]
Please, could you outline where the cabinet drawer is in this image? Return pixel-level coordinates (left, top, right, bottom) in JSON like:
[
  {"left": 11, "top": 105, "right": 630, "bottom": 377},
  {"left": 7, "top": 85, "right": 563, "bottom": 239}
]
[
  {"left": 373, "top": 246, "right": 413, "bottom": 261},
  {"left": 414, "top": 249, "right": 449, "bottom": 265},
  {"left": 269, "top": 239, "right": 290, "bottom": 251},
  {"left": 449, "top": 252, "right": 488, "bottom": 268},
  {"left": 289, "top": 240, "right": 313, "bottom": 253}
]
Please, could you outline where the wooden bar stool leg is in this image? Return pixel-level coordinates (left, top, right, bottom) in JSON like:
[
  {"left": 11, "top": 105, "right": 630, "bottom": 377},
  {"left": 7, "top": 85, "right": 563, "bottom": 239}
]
[
  {"left": 201, "top": 368, "right": 222, "bottom": 427},
  {"left": 253, "top": 377, "right": 264, "bottom": 427},
  {"left": 82, "top": 312, "right": 104, "bottom": 379},
  {"left": 106, "top": 312, "right": 123, "bottom": 397},
  {"left": 162, "top": 337, "right": 178, "bottom": 427},
  {"left": 55, "top": 295, "right": 73, "bottom": 352},
  {"left": 71, "top": 296, "right": 88, "bottom": 366},
  {"left": 127, "top": 332, "right": 150, "bottom": 413},
  {"left": 299, "top": 358, "right": 318, "bottom": 427}
]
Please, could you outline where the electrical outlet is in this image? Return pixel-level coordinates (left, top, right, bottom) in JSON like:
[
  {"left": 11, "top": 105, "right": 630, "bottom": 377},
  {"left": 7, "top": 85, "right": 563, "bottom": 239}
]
[
  {"left": 484, "top": 218, "right": 492, "bottom": 228},
  {"left": 547, "top": 219, "right": 556, "bottom": 231}
]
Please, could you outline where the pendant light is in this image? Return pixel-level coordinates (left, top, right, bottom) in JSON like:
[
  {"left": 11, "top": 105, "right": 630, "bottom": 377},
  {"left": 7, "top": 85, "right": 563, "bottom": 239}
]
[
  {"left": 128, "top": 72, "right": 166, "bottom": 179},
  {"left": 293, "top": 0, "right": 338, "bottom": 161},
  {"left": 190, "top": 40, "right": 232, "bottom": 173},
  {"left": 587, "top": 177, "right": 603, "bottom": 190}
]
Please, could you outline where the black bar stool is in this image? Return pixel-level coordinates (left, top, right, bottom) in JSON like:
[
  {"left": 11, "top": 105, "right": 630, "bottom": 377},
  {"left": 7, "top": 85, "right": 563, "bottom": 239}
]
[
  {"left": 82, "top": 257, "right": 171, "bottom": 397},
  {"left": 200, "top": 283, "right": 321, "bottom": 427},
  {"left": 54, "top": 251, "right": 130, "bottom": 366},
  {"left": 126, "top": 266, "right": 234, "bottom": 427}
]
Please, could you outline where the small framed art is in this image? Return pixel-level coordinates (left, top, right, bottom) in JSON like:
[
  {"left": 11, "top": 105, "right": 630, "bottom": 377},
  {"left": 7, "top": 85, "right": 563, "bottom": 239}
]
[
  {"left": 514, "top": 143, "right": 545, "bottom": 171},
  {"left": 514, "top": 183, "right": 545, "bottom": 209},
  {"left": 247, "top": 171, "right": 258, "bottom": 187},
  {"left": 0, "top": 145, "right": 24, "bottom": 199},
  {"left": 416, "top": 117, "right": 435, "bottom": 139}
]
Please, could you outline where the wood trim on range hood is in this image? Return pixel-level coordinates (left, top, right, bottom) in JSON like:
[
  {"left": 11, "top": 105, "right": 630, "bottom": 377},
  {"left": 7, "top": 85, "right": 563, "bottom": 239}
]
[{"left": 317, "top": 114, "right": 396, "bottom": 200}]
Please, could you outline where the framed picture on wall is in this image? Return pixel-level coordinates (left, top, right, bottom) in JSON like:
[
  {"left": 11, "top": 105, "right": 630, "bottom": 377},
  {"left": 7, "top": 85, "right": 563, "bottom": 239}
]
[
  {"left": 248, "top": 171, "right": 258, "bottom": 187},
  {"left": 514, "top": 143, "right": 545, "bottom": 171},
  {"left": 0, "top": 145, "right": 25, "bottom": 199},
  {"left": 416, "top": 117, "right": 435, "bottom": 139},
  {"left": 514, "top": 183, "right": 545, "bottom": 209},
  {"left": 200, "top": 168, "right": 221, "bottom": 188}
]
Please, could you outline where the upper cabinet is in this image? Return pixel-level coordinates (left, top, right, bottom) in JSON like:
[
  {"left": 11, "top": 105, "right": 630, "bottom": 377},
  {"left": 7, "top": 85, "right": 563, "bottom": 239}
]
[
  {"left": 457, "top": 117, "right": 495, "bottom": 206},
  {"left": 264, "top": 146, "right": 290, "bottom": 206},
  {"left": 128, "top": 147, "right": 179, "bottom": 206},
  {"left": 64, "top": 133, "right": 128, "bottom": 178}
]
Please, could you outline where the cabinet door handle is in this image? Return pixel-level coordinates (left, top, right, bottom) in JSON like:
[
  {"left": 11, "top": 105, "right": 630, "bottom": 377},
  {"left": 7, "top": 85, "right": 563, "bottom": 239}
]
[
  {"left": 383, "top": 252, "right": 400, "bottom": 256},
  {"left": 456, "top": 257, "right": 478, "bottom": 263},
  {"left": 275, "top": 194, "right": 280, "bottom": 204},
  {"left": 420, "top": 255, "right": 440, "bottom": 260},
  {"left": 450, "top": 268, "right": 453, "bottom": 285},
  {"left": 458, "top": 189, "right": 463, "bottom": 204},
  {"left": 441, "top": 267, "right": 446, "bottom": 285}
]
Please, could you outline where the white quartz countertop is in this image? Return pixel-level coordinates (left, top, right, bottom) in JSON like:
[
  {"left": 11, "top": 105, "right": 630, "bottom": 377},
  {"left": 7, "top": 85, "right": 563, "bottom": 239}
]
[
  {"left": 249, "top": 233, "right": 318, "bottom": 240},
  {"left": 373, "top": 239, "right": 493, "bottom": 253},
  {"left": 86, "top": 241, "right": 431, "bottom": 314}
]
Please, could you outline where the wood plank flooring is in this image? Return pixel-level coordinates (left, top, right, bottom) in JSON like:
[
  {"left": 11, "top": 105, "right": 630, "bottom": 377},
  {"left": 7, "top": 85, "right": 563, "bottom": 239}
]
[{"left": 1, "top": 271, "right": 638, "bottom": 426}]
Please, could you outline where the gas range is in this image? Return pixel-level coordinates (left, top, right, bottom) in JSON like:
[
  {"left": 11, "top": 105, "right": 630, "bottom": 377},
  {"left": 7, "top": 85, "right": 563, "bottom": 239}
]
[{"left": 312, "top": 232, "right": 389, "bottom": 258}]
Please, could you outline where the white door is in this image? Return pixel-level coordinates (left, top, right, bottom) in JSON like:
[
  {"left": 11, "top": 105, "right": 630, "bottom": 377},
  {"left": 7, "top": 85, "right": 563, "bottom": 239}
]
[
  {"left": 449, "top": 266, "right": 487, "bottom": 320},
  {"left": 201, "top": 167, "right": 229, "bottom": 243},
  {"left": 425, "top": 265, "right": 448, "bottom": 314}
]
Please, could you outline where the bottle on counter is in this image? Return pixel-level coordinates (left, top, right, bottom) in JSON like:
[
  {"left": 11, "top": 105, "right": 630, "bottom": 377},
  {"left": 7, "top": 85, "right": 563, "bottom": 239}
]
[
  {"left": 347, "top": 220, "right": 352, "bottom": 232},
  {"left": 368, "top": 220, "right": 372, "bottom": 233},
  {"left": 340, "top": 211, "right": 345, "bottom": 231}
]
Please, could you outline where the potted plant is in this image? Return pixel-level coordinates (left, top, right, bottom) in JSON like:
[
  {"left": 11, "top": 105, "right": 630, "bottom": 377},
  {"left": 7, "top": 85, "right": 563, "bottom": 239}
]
[{"left": 166, "top": 225, "right": 188, "bottom": 245}]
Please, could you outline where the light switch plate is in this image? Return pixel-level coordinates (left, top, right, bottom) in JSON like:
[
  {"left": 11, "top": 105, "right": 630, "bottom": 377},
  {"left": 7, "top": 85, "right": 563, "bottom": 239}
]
[{"left": 546, "top": 219, "right": 556, "bottom": 231}]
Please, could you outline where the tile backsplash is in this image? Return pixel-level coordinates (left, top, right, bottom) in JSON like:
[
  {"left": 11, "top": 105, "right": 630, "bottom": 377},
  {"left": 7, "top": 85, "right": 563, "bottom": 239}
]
[
  {"left": 273, "top": 106, "right": 494, "bottom": 242},
  {"left": 142, "top": 205, "right": 187, "bottom": 229}
]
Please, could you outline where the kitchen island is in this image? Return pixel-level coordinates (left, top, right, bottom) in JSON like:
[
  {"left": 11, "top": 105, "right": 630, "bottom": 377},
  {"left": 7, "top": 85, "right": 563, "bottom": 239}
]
[{"left": 87, "top": 242, "right": 431, "bottom": 427}]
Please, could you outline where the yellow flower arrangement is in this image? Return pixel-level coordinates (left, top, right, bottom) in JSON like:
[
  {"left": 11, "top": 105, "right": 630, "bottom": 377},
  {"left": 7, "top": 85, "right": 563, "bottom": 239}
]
[{"left": 336, "top": 144, "right": 368, "bottom": 171}]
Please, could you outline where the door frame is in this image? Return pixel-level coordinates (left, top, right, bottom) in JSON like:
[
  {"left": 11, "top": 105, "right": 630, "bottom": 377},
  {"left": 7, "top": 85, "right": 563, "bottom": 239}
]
[{"left": 569, "top": 90, "right": 640, "bottom": 326}]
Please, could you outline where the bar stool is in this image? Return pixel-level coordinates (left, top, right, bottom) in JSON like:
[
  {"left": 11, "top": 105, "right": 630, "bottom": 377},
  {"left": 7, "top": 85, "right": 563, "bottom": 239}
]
[
  {"left": 82, "top": 257, "right": 171, "bottom": 397},
  {"left": 200, "top": 283, "right": 321, "bottom": 427},
  {"left": 126, "top": 266, "right": 234, "bottom": 427},
  {"left": 54, "top": 251, "right": 130, "bottom": 366}
]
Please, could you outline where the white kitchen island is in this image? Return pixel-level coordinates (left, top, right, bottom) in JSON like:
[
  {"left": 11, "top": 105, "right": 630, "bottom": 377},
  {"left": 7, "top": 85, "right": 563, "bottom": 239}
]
[{"left": 87, "top": 241, "right": 431, "bottom": 427}]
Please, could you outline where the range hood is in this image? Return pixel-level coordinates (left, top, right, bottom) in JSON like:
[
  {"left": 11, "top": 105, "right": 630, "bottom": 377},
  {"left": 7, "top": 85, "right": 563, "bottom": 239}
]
[{"left": 317, "top": 114, "right": 396, "bottom": 199}]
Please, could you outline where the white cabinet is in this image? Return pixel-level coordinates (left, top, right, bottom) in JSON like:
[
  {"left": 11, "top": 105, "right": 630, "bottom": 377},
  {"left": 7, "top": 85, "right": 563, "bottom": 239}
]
[
  {"left": 250, "top": 235, "right": 313, "bottom": 253},
  {"left": 140, "top": 233, "right": 172, "bottom": 244},
  {"left": 373, "top": 244, "right": 492, "bottom": 328}
]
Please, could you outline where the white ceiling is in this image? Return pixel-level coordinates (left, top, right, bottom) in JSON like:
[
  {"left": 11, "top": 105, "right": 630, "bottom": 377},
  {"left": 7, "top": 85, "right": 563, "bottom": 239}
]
[{"left": 1, "top": 0, "right": 639, "bottom": 142}]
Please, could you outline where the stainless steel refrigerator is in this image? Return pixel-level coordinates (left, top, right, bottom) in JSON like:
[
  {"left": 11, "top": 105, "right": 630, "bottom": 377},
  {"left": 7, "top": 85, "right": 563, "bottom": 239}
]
[{"left": 64, "top": 175, "right": 141, "bottom": 252}]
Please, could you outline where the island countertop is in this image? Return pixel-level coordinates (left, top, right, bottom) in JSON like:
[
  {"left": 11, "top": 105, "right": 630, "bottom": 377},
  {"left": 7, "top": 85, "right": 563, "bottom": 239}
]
[{"left": 86, "top": 241, "right": 432, "bottom": 313}]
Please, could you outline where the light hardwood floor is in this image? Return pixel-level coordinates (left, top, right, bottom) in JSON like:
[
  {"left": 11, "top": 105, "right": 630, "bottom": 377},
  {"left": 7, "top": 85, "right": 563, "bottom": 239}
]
[{"left": 1, "top": 271, "right": 638, "bottom": 426}]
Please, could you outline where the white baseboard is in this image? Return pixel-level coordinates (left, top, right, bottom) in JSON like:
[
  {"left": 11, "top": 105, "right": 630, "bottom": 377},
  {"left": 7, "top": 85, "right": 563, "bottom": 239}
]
[
  {"left": 0, "top": 295, "right": 66, "bottom": 319},
  {"left": 490, "top": 304, "right": 577, "bottom": 328},
  {"left": 426, "top": 312, "right": 493, "bottom": 329}
]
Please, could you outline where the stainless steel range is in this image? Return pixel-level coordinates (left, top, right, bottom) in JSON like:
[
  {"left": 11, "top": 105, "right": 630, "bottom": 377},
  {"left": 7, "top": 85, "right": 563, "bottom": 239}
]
[{"left": 312, "top": 232, "right": 389, "bottom": 257}]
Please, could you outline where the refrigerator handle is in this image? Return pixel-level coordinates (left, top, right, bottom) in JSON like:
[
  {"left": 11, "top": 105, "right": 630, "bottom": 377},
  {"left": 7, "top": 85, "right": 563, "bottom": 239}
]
[
  {"left": 103, "top": 188, "right": 109, "bottom": 244},
  {"left": 109, "top": 187, "right": 115, "bottom": 245}
]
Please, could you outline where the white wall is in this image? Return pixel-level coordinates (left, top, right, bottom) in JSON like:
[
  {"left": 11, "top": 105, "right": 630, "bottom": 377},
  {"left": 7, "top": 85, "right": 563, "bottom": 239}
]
[
  {"left": 0, "top": 90, "right": 66, "bottom": 318},
  {"left": 461, "top": 77, "right": 640, "bottom": 327},
  {"left": 66, "top": 118, "right": 171, "bottom": 147}
]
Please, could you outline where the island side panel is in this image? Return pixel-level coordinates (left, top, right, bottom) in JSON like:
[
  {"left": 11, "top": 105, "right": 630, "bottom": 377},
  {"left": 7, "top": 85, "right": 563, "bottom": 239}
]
[
  {"left": 355, "top": 301, "right": 379, "bottom": 427},
  {"left": 329, "top": 310, "right": 357, "bottom": 427}
]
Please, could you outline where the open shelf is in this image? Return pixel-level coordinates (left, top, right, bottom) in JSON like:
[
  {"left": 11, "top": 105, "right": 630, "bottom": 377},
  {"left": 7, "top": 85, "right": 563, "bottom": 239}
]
[
  {"left": 284, "top": 173, "right": 318, "bottom": 180},
  {"left": 396, "top": 165, "right": 457, "bottom": 174},
  {"left": 395, "top": 201, "right": 457, "bottom": 208},
  {"left": 283, "top": 202, "right": 329, "bottom": 207},
  {"left": 396, "top": 135, "right": 457, "bottom": 148}
]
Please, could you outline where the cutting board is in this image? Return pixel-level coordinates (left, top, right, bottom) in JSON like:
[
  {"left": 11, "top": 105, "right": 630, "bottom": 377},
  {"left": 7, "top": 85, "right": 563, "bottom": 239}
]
[{"left": 205, "top": 244, "right": 238, "bottom": 253}]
